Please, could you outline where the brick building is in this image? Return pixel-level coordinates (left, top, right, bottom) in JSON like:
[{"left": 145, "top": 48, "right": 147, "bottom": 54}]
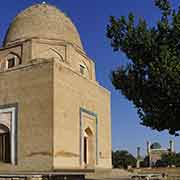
[{"left": 0, "top": 2, "right": 112, "bottom": 178}]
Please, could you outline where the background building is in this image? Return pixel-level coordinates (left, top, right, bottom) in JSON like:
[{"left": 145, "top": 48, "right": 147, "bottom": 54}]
[{"left": 147, "top": 141, "right": 174, "bottom": 167}]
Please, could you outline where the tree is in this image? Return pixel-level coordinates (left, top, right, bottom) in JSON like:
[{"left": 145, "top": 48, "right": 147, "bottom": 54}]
[
  {"left": 107, "top": 0, "right": 180, "bottom": 135},
  {"left": 140, "top": 156, "right": 150, "bottom": 167},
  {"left": 156, "top": 153, "right": 176, "bottom": 167},
  {"left": 154, "top": 152, "right": 180, "bottom": 167},
  {"left": 112, "top": 150, "right": 136, "bottom": 169},
  {"left": 174, "top": 152, "right": 180, "bottom": 166}
]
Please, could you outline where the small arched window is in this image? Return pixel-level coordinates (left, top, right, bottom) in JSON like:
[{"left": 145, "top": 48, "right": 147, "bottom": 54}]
[
  {"left": 80, "top": 64, "right": 85, "bottom": 75},
  {"left": 79, "top": 62, "right": 89, "bottom": 78},
  {"left": 5, "top": 53, "right": 21, "bottom": 69},
  {"left": 7, "top": 58, "right": 15, "bottom": 69}
]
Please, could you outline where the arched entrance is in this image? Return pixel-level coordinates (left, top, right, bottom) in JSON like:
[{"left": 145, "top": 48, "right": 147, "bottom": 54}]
[
  {"left": 0, "top": 124, "right": 11, "bottom": 163},
  {"left": 83, "top": 127, "right": 94, "bottom": 167}
]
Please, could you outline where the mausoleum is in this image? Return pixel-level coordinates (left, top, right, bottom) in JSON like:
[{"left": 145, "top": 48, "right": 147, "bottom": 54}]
[
  {"left": 0, "top": 2, "right": 112, "bottom": 176},
  {"left": 147, "top": 141, "right": 174, "bottom": 167}
]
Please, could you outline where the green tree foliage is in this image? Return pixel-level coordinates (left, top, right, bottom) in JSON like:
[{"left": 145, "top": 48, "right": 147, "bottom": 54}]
[
  {"left": 112, "top": 150, "right": 136, "bottom": 169},
  {"left": 107, "top": 0, "right": 180, "bottom": 135},
  {"left": 174, "top": 153, "right": 180, "bottom": 166},
  {"left": 156, "top": 153, "right": 176, "bottom": 167},
  {"left": 156, "top": 152, "right": 180, "bottom": 167},
  {"left": 140, "top": 156, "right": 150, "bottom": 167}
]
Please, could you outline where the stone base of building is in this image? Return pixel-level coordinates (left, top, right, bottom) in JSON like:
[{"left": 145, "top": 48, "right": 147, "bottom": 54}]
[{"left": 0, "top": 174, "right": 85, "bottom": 180}]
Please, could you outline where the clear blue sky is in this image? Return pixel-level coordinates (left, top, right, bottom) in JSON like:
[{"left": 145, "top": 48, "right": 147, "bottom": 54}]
[{"left": 0, "top": 0, "right": 180, "bottom": 157}]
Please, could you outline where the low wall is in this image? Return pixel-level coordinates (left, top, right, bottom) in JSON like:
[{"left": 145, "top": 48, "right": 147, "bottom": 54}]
[{"left": 0, "top": 175, "right": 84, "bottom": 180}]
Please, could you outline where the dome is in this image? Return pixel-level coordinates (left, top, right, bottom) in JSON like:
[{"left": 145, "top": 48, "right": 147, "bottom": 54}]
[
  {"left": 150, "top": 142, "right": 162, "bottom": 149},
  {"left": 3, "top": 3, "right": 83, "bottom": 49}
]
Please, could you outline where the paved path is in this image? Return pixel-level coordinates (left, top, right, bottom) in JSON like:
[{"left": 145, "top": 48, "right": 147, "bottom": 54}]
[{"left": 86, "top": 177, "right": 131, "bottom": 180}]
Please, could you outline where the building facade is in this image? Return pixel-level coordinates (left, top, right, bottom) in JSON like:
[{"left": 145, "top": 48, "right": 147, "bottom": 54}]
[
  {"left": 147, "top": 141, "right": 174, "bottom": 167},
  {"left": 0, "top": 3, "right": 112, "bottom": 174}
]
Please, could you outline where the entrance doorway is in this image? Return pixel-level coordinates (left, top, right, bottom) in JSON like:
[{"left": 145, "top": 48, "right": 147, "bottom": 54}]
[
  {"left": 84, "top": 136, "right": 87, "bottom": 164},
  {"left": 0, "top": 106, "right": 17, "bottom": 165},
  {"left": 0, "top": 124, "right": 11, "bottom": 163},
  {"left": 83, "top": 127, "right": 94, "bottom": 167}
]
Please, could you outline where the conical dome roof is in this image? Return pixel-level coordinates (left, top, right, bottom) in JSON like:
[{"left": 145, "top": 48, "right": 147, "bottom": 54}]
[{"left": 4, "top": 3, "right": 83, "bottom": 49}]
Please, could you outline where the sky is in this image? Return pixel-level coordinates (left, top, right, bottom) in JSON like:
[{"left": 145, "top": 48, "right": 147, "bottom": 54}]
[{"left": 0, "top": 0, "right": 180, "bottom": 157}]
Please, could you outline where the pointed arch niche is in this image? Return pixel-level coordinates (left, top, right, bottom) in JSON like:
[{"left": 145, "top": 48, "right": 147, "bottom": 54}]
[
  {"left": 83, "top": 127, "right": 95, "bottom": 166},
  {"left": 0, "top": 104, "right": 18, "bottom": 165},
  {"left": 38, "top": 48, "right": 64, "bottom": 62},
  {"left": 80, "top": 108, "right": 98, "bottom": 168}
]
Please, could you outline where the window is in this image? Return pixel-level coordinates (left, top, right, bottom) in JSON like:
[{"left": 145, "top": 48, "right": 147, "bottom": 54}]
[
  {"left": 80, "top": 64, "right": 85, "bottom": 75},
  {"left": 5, "top": 53, "right": 21, "bottom": 70},
  {"left": 7, "top": 58, "right": 15, "bottom": 69}
]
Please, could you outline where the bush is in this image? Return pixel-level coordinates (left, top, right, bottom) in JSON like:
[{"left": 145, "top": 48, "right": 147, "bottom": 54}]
[{"left": 112, "top": 150, "right": 136, "bottom": 169}]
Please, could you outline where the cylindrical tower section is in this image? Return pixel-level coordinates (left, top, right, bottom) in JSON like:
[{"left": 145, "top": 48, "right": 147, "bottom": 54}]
[
  {"left": 147, "top": 141, "right": 151, "bottom": 156},
  {"left": 169, "top": 140, "right": 174, "bottom": 153},
  {"left": 137, "top": 147, "right": 141, "bottom": 159},
  {"left": 147, "top": 141, "right": 152, "bottom": 167}
]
